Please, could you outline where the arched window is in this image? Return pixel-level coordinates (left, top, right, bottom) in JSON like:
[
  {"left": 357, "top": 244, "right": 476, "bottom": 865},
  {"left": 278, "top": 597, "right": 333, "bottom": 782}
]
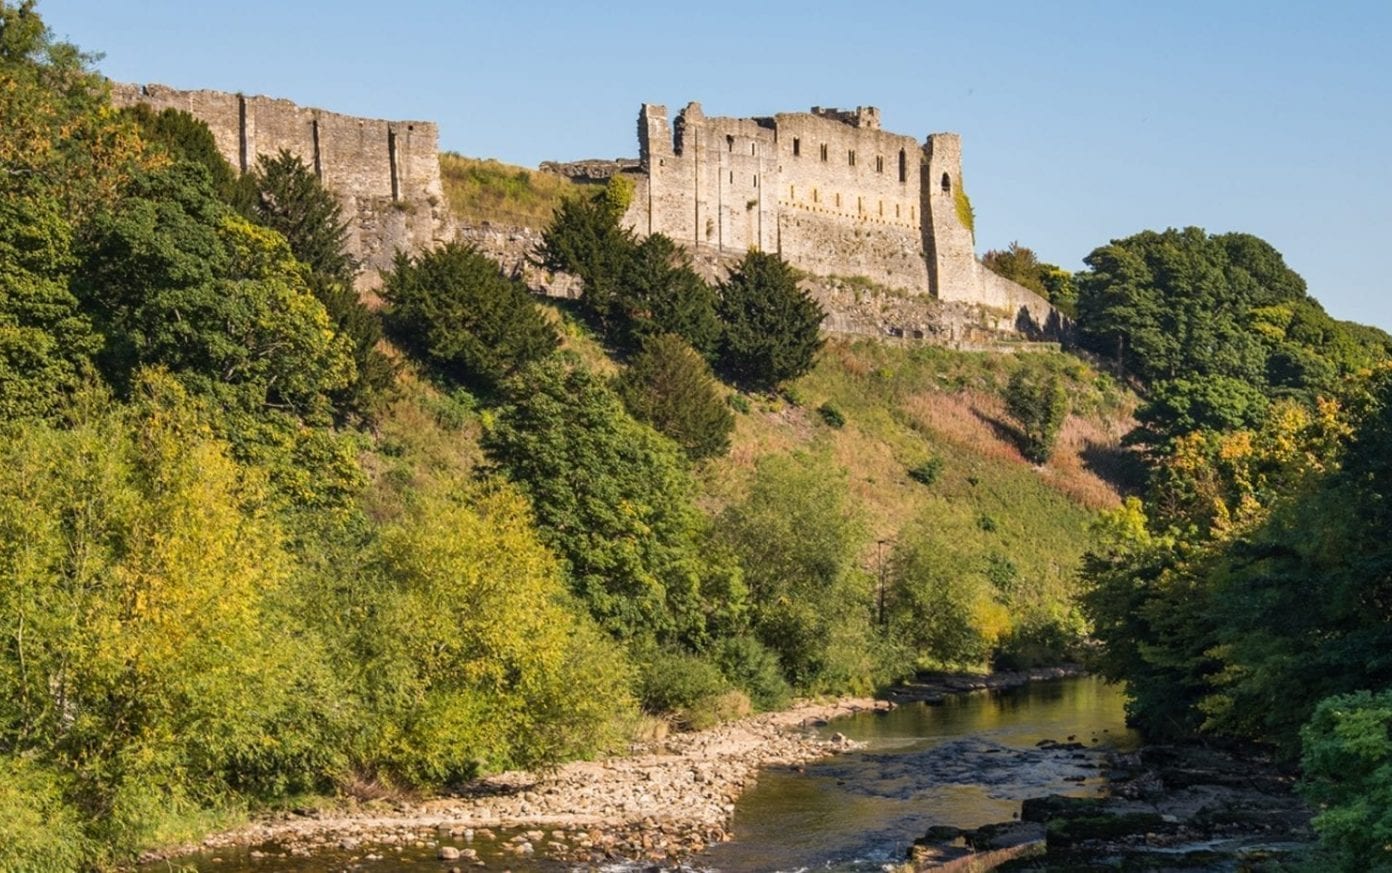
[
  {"left": 727, "top": 135, "right": 735, "bottom": 152},
  {"left": 941, "top": 172, "right": 951, "bottom": 194}
]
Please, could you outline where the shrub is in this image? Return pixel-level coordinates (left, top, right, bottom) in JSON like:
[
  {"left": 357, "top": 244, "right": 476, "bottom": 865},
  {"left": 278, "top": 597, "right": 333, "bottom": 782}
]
[
  {"left": 638, "top": 649, "right": 729, "bottom": 712},
  {"left": 382, "top": 242, "right": 558, "bottom": 393},
  {"left": 713, "top": 636, "right": 792, "bottom": 711},
  {"left": 1004, "top": 369, "right": 1068, "bottom": 463},
  {"left": 1298, "top": 690, "right": 1392, "bottom": 871},
  {"left": 818, "top": 401, "right": 846, "bottom": 428},
  {"left": 616, "top": 333, "right": 734, "bottom": 460},
  {"left": 907, "top": 456, "right": 944, "bottom": 486},
  {"left": 0, "top": 757, "right": 88, "bottom": 873},
  {"left": 728, "top": 393, "right": 751, "bottom": 414},
  {"left": 716, "top": 251, "right": 825, "bottom": 390}
]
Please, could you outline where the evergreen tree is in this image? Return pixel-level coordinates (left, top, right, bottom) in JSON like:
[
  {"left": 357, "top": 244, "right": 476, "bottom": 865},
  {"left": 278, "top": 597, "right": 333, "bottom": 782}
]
[
  {"left": 382, "top": 242, "right": 557, "bottom": 393},
  {"left": 617, "top": 333, "right": 733, "bottom": 460},
  {"left": 716, "top": 251, "right": 824, "bottom": 390},
  {"left": 617, "top": 234, "right": 721, "bottom": 358}
]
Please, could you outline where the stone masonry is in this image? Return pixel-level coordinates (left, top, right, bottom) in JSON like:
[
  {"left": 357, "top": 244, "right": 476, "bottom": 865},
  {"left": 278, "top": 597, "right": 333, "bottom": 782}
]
[
  {"left": 110, "top": 83, "right": 449, "bottom": 290},
  {"left": 625, "top": 102, "right": 1063, "bottom": 337}
]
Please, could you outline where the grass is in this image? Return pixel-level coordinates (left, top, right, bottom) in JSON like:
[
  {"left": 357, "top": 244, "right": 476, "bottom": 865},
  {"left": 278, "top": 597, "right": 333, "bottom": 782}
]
[
  {"left": 699, "top": 337, "right": 1141, "bottom": 656},
  {"left": 439, "top": 153, "right": 580, "bottom": 228}
]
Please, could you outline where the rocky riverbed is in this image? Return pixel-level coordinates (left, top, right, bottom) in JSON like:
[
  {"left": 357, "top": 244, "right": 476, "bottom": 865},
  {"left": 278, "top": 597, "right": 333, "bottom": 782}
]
[
  {"left": 907, "top": 742, "right": 1314, "bottom": 872},
  {"left": 142, "top": 697, "right": 889, "bottom": 868}
]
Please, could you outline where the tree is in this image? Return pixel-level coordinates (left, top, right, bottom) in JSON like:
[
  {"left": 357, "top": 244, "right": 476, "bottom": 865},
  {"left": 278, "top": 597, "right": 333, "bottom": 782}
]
[
  {"left": 713, "top": 453, "right": 877, "bottom": 690},
  {"left": 982, "top": 242, "right": 1048, "bottom": 296},
  {"left": 1004, "top": 368, "right": 1068, "bottom": 463},
  {"left": 363, "top": 480, "right": 635, "bottom": 784},
  {"left": 483, "top": 360, "right": 720, "bottom": 643},
  {"left": 535, "top": 178, "right": 636, "bottom": 326},
  {"left": 1299, "top": 690, "right": 1392, "bottom": 871},
  {"left": 382, "top": 242, "right": 557, "bottom": 393},
  {"left": 617, "top": 333, "right": 733, "bottom": 460},
  {"left": 239, "top": 149, "right": 391, "bottom": 411},
  {"left": 616, "top": 234, "right": 722, "bottom": 357},
  {"left": 122, "top": 104, "right": 237, "bottom": 200},
  {"left": 75, "top": 162, "right": 355, "bottom": 420},
  {"left": 716, "top": 250, "right": 824, "bottom": 390},
  {"left": 886, "top": 519, "right": 1004, "bottom": 666}
]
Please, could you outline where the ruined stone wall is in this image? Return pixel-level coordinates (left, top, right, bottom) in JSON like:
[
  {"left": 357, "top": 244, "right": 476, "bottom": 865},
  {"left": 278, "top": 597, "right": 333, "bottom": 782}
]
[
  {"left": 110, "top": 83, "right": 447, "bottom": 289},
  {"left": 629, "top": 102, "right": 929, "bottom": 293}
]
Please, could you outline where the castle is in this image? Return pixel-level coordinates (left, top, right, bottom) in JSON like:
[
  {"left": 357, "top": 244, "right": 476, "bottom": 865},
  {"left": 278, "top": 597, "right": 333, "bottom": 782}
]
[
  {"left": 109, "top": 83, "right": 450, "bottom": 287},
  {"left": 620, "top": 102, "right": 1057, "bottom": 335},
  {"left": 111, "top": 84, "right": 1060, "bottom": 339}
]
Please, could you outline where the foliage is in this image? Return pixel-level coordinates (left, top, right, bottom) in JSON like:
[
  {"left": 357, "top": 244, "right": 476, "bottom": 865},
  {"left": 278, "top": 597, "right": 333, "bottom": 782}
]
[
  {"left": 817, "top": 401, "right": 846, "bottom": 428},
  {"left": 1004, "top": 368, "right": 1069, "bottom": 463},
  {"left": 887, "top": 515, "right": 1009, "bottom": 666},
  {"left": 536, "top": 179, "right": 636, "bottom": 326},
  {"left": 382, "top": 242, "right": 557, "bottom": 393},
  {"left": 636, "top": 648, "right": 732, "bottom": 722},
  {"left": 75, "top": 161, "right": 356, "bottom": 420},
  {"left": 0, "top": 376, "right": 332, "bottom": 858},
  {"left": 716, "top": 250, "right": 825, "bottom": 390},
  {"left": 362, "top": 480, "right": 636, "bottom": 784},
  {"left": 1128, "top": 376, "right": 1268, "bottom": 451},
  {"left": 713, "top": 453, "right": 878, "bottom": 690},
  {"left": 122, "top": 103, "right": 237, "bottom": 200},
  {"left": 237, "top": 149, "right": 392, "bottom": 411},
  {"left": 711, "top": 636, "right": 791, "bottom": 711},
  {"left": 484, "top": 360, "right": 729, "bottom": 643},
  {"left": 0, "top": 755, "right": 89, "bottom": 873},
  {"left": 954, "top": 183, "right": 975, "bottom": 235},
  {"left": 615, "top": 233, "right": 722, "bottom": 357},
  {"left": 616, "top": 333, "right": 733, "bottom": 460},
  {"left": 983, "top": 243, "right": 1078, "bottom": 316},
  {"left": 907, "top": 456, "right": 944, "bottom": 486},
  {"left": 1298, "top": 690, "right": 1392, "bottom": 871}
]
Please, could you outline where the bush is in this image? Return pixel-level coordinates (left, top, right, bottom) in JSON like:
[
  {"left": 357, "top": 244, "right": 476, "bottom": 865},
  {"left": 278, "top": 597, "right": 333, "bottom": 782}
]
[
  {"left": 1298, "top": 690, "right": 1392, "bottom": 871},
  {"left": 817, "top": 401, "right": 846, "bottom": 428},
  {"left": 728, "top": 393, "right": 751, "bottom": 414},
  {"left": 907, "top": 456, "right": 943, "bottom": 486},
  {"left": 616, "top": 333, "right": 734, "bottom": 460},
  {"left": 0, "top": 757, "right": 88, "bottom": 873},
  {"left": 713, "top": 636, "right": 792, "bottom": 711},
  {"left": 637, "top": 649, "right": 738, "bottom": 727},
  {"left": 1004, "top": 369, "right": 1068, "bottom": 463},
  {"left": 716, "top": 251, "right": 825, "bottom": 390},
  {"left": 382, "top": 242, "right": 558, "bottom": 393}
]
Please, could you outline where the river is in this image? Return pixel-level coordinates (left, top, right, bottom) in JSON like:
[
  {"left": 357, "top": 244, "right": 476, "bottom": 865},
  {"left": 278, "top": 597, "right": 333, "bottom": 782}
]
[{"left": 164, "top": 676, "right": 1136, "bottom": 872}]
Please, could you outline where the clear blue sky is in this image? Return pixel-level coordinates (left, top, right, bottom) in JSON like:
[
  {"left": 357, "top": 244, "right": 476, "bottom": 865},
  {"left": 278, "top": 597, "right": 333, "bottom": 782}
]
[{"left": 41, "top": 0, "right": 1392, "bottom": 330}]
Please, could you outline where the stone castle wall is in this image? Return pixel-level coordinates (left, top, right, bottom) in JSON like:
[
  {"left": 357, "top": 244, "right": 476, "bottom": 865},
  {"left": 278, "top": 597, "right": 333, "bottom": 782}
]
[
  {"left": 110, "top": 83, "right": 448, "bottom": 289},
  {"left": 625, "top": 101, "right": 1062, "bottom": 338}
]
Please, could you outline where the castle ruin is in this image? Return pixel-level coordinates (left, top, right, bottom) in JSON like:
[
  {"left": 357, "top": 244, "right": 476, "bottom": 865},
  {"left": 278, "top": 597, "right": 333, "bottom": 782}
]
[
  {"left": 110, "top": 83, "right": 449, "bottom": 289},
  {"left": 623, "top": 102, "right": 1059, "bottom": 335}
]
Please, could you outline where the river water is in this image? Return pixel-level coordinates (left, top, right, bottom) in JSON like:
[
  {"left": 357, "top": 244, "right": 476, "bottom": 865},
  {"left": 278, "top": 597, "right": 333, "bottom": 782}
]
[{"left": 166, "top": 676, "right": 1136, "bottom": 873}]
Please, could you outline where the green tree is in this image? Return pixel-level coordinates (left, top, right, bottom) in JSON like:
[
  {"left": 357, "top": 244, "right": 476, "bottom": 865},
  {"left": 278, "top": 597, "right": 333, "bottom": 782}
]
[
  {"left": 1129, "top": 375, "right": 1269, "bottom": 451},
  {"left": 238, "top": 149, "right": 391, "bottom": 411},
  {"left": 713, "top": 453, "right": 877, "bottom": 690},
  {"left": 1299, "top": 690, "right": 1392, "bottom": 871},
  {"left": 75, "top": 162, "right": 355, "bottom": 419},
  {"left": 122, "top": 103, "right": 237, "bottom": 200},
  {"left": 0, "top": 375, "right": 333, "bottom": 859},
  {"left": 886, "top": 519, "right": 1002, "bottom": 666},
  {"left": 616, "top": 234, "right": 722, "bottom": 357},
  {"left": 716, "top": 250, "right": 825, "bottom": 390},
  {"left": 1004, "top": 368, "right": 1069, "bottom": 463},
  {"left": 616, "top": 333, "right": 733, "bottom": 460},
  {"left": 382, "top": 242, "right": 557, "bottom": 393},
  {"left": 535, "top": 178, "right": 636, "bottom": 327},
  {"left": 483, "top": 360, "right": 722, "bottom": 643},
  {"left": 363, "top": 480, "right": 635, "bottom": 784}
]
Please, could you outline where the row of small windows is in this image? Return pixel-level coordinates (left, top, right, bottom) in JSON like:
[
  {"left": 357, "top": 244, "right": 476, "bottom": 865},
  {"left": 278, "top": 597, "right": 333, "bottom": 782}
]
[
  {"left": 729, "top": 170, "right": 759, "bottom": 187},
  {"left": 790, "top": 138, "right": 909, "bottom": 182},
  {"left": 788, "top": 184, "right": 913, "bottom": 220}
]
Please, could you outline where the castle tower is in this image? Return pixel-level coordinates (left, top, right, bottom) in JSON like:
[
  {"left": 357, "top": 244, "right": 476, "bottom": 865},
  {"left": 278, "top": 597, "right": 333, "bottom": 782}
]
[{"left": 921, "top": 133, "right": 979, "bottom": 302}]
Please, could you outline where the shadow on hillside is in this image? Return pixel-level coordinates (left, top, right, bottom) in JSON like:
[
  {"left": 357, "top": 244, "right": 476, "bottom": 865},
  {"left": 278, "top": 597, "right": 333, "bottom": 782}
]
[
  {"left": 970, "top": 407, "right": 1027, "bottom": 459},
  {"left": 1079, "top": 439, "right": 1146, "bottom": 496}
]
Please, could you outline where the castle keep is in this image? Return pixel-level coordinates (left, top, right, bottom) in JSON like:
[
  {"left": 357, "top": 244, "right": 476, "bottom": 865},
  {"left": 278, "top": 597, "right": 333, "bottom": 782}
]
[
  {"left": 110, "top": 83, "right": 448, "bottom": 289},
  {"left": 624, "top": 102, "right": 1057, "bottom": 333}
]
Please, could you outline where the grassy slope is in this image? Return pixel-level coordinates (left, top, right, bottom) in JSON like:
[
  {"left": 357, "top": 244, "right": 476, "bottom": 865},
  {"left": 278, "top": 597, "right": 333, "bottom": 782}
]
[
  {"left": 529, "top": 305, "right": 1140, "bottom": 653},
  {"left": 439, "top": 153, "right": 579, "bottom": 227}
]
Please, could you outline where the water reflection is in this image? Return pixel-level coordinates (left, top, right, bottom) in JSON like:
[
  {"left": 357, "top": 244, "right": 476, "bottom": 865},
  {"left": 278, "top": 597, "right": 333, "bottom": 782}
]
[{"left": 698, "top": 676, "right": 1136, "bottom": 873}]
